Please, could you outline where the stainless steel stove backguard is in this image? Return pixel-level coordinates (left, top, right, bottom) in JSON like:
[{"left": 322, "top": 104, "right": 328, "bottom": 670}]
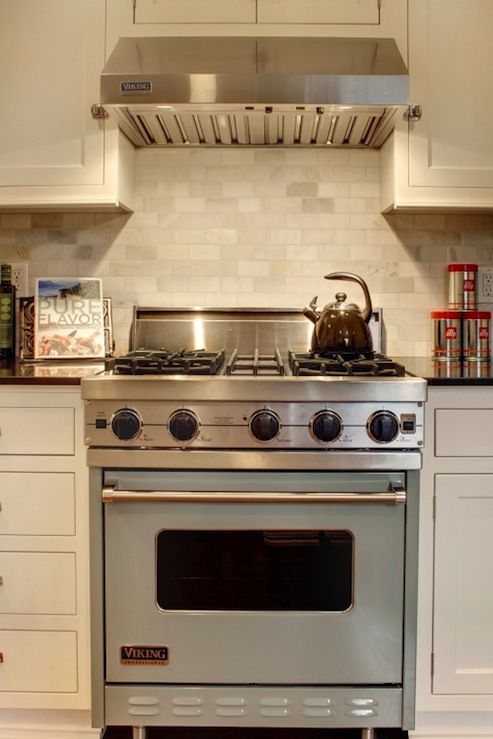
[{"left": 128, "top": 306, "right": 383, "bottom": 355}]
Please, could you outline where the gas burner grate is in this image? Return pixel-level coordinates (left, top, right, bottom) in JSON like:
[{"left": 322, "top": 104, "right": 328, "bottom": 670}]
[
  {"left": 289, "top": 351, "right": 406, "bottom": 377},
  {"left": 111, "top": 349, "right": 225, "bottom": 375},
  {"left": 226, "top": 348, "right": 286, "bottom": 376}
]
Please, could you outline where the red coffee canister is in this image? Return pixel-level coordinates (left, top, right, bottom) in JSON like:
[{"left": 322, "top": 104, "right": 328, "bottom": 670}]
[
  {"left": 431, "top": 311, "right": 462, "bottom": 359},
  {"left": 462, "top": 310, "right": 491, "bottom": 361},
  {"left": 448, "top": 263, "right": 478, "bottom": 310}
]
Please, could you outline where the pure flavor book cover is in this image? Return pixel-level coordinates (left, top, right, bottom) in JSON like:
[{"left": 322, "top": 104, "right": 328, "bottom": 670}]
[{"left": 34, "top": 278, "right": 105, "bottom": 359}]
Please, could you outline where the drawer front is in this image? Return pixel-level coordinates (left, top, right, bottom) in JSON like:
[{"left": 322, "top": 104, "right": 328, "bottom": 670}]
[
  {"left": 135, "top": 0, "right": 256, "bottom": 23},
  {"left": 257, "top": 0, "right": 380, "bottom": 24},
  {"left": 435, "top": 408, "right": 493, "bottom": 457},
  {"left": 0, "top": 472, "right": 75, "bottom": 536},
  {"left": 0, "top": 630, "right": 77, "bottom": 692},
  {"left": 0, "top": 407, "right": 74, "bottom": 455},
  {"left": 0, "top": 552, "right": 76, "bottom": 615}
]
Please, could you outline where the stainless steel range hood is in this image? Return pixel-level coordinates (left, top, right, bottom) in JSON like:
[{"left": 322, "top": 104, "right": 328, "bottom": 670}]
[{"left": 99, "top": 36, "right": 409, "bottom": 148}]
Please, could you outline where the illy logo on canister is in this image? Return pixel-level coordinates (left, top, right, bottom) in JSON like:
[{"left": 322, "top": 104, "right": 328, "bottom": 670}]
[{"left": 445, "top": 326, "right": 457, "bottom": 339}]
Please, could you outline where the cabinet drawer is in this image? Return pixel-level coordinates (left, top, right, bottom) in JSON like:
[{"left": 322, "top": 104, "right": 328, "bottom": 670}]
[
  {"left": 0, "top": 407, "right": 74, "bottom": 455},
  {"left": 0, "top": 630, "right": 77, "bottom": 692},
  {"left": 135, "top": 0, "right": 256, "bottom": 23},
  {"left": 435, "top": 408, "right": 493, "bottom": 457},
  {"left": 0, "top": 472, "right": 75, "bottom": 536},
  {"left": 0, "top": 552, "right": 76, "bottom": 615},
  {"left": 258, "top": 0, "right": 379, "bottom": 24}
]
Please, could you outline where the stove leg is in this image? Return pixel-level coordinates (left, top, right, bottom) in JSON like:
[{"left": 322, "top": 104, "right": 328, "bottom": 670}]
[
  {"left": 361, "top": 729, "right": 375, "bottom": 739},
  {"left": 132, "top": 727, "right": 147, "bottom": 739}
]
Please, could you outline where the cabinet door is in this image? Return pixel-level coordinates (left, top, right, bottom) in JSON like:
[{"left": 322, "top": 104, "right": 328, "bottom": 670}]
[
  {"left": 409, "top": 0, "right": 493, "bottom": 188},
  {"left": 0, "top": 631, "right": 77, "bottom": 693},
  {"left": 0, "top": 472, "right": 75, "bottom": 536},
  {"left": 0, "top": 406, "right": 74, "bottom": 455},
  {"left": 135, "top": 0, "right": 256, "bottom": 24},
  {"left": 257, "top": 0, "right": 379, "bottom": 24},
  {"left": 0, "top": 552, "right": 76, "bottom": 615},
  {"left": 0, "top": 0, "right": 104, "bottom": 188},
  {"left": 433, "top": 474, "right": 493, "bottom": 694}
]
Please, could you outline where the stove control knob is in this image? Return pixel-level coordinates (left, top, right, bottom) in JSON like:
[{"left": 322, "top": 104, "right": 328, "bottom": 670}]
[
  {"left": 250, "top": 410, "right": 280, "bottom": 442},
  {"left": 110, "top": 408, "right": 142, "bottom": 441},
  {"left": 367, "top": 411, "right": 399, "bottom": 444},
  {"left": 169, "top": 409, "right": 199, "bottom": 442},
  {"left": 310, "top": 411, "right": 342, "bottom": 443}
]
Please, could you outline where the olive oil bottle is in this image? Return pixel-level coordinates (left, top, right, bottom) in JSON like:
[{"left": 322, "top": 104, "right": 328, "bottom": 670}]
[{"left": 0, "top": 264, "right": 16, "bottom": 361}]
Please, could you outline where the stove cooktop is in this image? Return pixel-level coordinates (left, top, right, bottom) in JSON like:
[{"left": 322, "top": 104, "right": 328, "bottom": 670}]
[
  {"left": 110, "top": 349, "right": 225, "bottom": 376},
  {"left": 110, "top": 348, "right": 407, "bottom": 378}
]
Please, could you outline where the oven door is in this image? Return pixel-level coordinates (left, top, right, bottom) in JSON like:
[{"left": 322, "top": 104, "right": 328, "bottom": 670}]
[{"left": 103, "top": 470, "right": 406, "bottom": 686}]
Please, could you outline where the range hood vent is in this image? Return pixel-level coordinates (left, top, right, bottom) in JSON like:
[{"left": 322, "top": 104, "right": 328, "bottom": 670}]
[{"left": 100, "top": 36, "right": 409, "bottom": 149}]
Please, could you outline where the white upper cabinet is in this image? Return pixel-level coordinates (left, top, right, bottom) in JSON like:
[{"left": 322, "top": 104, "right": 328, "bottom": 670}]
[
  {"left": 381, "top": 0, "right": 493, "bottom": 212},
  {"left": 257, "top": 0, "right": 379, "bottom": 25},
  {"left": 135, "top": 0, "right": 256, "bottom": 24},
  {"left": 0, "top": 0, "right": 134, "bottom": 211},
  {"left": 107, "top": 0, "right": 407, "bottom": 61},
  {"left": 135, "top": 0, "right": 381, "bottom": 25}
]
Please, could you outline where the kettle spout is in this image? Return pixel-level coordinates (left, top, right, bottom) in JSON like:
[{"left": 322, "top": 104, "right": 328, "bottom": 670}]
[{"left": 303, "top": 295, "right": 320, "bottom": 324}]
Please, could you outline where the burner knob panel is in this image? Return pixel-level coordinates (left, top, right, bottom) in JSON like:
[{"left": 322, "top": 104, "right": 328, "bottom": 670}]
[
  {"left": 110, "top": 408, "right": 142, "bottom": 441},
  {"left": 310, "top": 411, "right": 342, "bottom": 443},
  {"left": 249, "top": 410, "right": 280, "bottom": 442},
  {"left": 367, "top": 411, "right": 399, "bottom": 444},
  {"left": 169, "top": 410, "right": 200, "bottom": 442}
]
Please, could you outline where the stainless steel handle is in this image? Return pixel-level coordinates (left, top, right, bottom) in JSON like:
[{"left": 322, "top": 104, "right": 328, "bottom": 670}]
[{"left": 102, "top": 486, "right": 406, "bottom": 505}]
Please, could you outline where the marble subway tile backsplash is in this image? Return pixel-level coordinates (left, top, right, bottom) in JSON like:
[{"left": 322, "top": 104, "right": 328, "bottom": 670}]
[{"left": 1, "top": 148, "right": 493, "bottom": 356}]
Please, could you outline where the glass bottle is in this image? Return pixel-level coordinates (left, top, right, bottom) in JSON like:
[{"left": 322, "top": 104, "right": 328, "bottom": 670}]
[{"left": 0, "top": 263, "right": 16, "bottom": 362}]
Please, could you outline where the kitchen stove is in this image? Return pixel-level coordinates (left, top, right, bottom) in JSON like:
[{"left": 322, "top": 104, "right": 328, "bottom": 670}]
[{"left": 83, "top": 307, "right": 426, "bottom": 739}]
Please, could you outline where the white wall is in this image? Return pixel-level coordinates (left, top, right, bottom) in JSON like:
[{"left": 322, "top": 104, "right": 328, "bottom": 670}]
[{"left": 1, "top": 147, "right": 493, "bottom": 356}]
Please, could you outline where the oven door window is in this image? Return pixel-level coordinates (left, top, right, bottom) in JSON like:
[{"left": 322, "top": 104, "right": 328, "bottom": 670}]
[{"left": 156, "top": 529, "right": 353, "bottom": 611}]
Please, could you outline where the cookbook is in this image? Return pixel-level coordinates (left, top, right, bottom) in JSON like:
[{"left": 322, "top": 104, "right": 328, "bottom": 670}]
[{"left": 34, "top": 278, "right": 105, "bottom": 359}]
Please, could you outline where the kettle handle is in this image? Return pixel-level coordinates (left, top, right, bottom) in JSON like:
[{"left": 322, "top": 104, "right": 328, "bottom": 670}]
[{"left": 324, "top": 272, "right": 373, "bottom": 323}]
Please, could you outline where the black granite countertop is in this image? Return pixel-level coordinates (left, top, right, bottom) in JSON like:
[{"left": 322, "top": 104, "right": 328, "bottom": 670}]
[
  {"left": 0, "top": 360, "right": 106, "bottom": 385},
  {"left": 398, "top": 357, "right": 493, "bottom": 386}
]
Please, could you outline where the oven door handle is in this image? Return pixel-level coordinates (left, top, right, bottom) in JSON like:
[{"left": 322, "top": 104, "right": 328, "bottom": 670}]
[{"left": 102, "top": 485, "right": 406, "bottom": 505}]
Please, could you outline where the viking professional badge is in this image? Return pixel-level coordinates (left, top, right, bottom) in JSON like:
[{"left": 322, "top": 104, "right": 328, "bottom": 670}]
[
  {"left": 120, "top": 645, "right": 169, "bottom": 665},
  {"left": 120, "top": 81, "right": 152, "bottom": 95}
]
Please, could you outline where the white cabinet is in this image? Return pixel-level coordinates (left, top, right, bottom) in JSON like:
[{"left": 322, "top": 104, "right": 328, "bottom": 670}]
[
  {"left": 0, "top": 631, "right": 78, "bottom": 694},
  {"left": 0, "top": 388, "right": 90, "bottom": 712},
  {"left": 135, "top": 0, "right": 256, "bottom": 24},
  {"left": 0, "top": 0, "right": 134, "bottom": 212},
  {"left": 414, "top": 387, "right": 493, "bottom": 738},
  {"left": 135, "top": 0, "right": 383, "bottom": 25},
  {"left": 381, "top": 0, "right": 493, "bottom": 212},
  {"left": 433, "top": 474, "right": 493, "bottom": 695},
  {"left": 257, "top": 0, "right": 379, "bottom": 25},
  {"left": 107, "top": 0, "right": 407, "bottom": 62}
]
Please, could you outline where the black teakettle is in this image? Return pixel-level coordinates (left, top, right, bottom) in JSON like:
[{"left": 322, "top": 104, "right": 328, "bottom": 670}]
[{"left": 303, "top": 272, "right": 373, "bottom": 355}]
